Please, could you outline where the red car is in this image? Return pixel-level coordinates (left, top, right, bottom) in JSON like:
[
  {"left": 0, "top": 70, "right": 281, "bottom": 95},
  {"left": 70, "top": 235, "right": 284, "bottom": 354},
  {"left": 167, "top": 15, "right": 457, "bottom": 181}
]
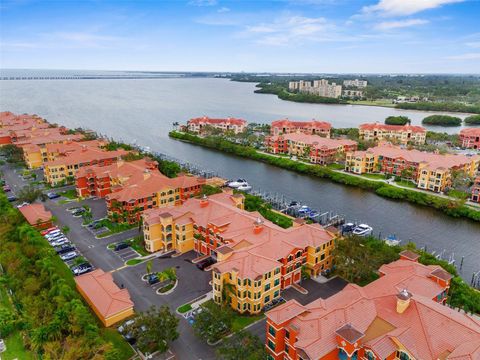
[
  {"left": 2, "top": 185, "right": 11, "bottom": 192},
  {"left": 41, "top": 227, "right": 59, "bottom": 236}
]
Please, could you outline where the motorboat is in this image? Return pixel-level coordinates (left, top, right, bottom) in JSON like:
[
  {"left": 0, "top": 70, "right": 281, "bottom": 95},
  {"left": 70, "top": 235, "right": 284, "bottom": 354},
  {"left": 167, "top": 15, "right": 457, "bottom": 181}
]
[
  {"left": 384, "top": 234, "right": 401, "bottom": 246},
  {"left": 227, "top": 179, "right": 248, "bottom": 188},
  {"left": 352, "top": 224, "right": 373, "bottom": 236},
  {"left": 237, "top": 183, "right": 252, "bottom": 191},
  {"left": 298, "top": 206, "right": 311, "bottom": 215},
  {"left": 341, "top": 223, "right": 356, "bottom": 234}
]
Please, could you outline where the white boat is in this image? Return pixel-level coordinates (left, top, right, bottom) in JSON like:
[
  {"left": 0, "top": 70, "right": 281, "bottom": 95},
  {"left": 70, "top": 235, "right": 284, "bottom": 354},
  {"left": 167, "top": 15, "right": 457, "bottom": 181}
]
[
  {"left": 352, "top": 224, "right": 373, "bottom": 236},
  {"left": 237, "top": 183, "right": 252, "bottom": 191},
  {"left": 227, "top": 179, "right": 248, "bottom": 188},
  {"left": 384, "top": 234, "right": 401, "bottom": 246}
]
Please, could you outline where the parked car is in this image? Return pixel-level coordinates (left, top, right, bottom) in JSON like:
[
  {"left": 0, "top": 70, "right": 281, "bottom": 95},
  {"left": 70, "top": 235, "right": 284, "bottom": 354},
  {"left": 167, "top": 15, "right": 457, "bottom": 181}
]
[
  {"left": 0, "top": 338, "right": 6, "bottom": 353},
  {"left": 60, "top": 251, "right": 78, "bottom": 261},
  {"left": 72, "top": 262, "right": 93, "bottom": 276},
  {"left": 45, "top": 231, "right": 63, "bottom": 240},
  {"left": 117, "top": 319, "right": 135, "bottom": 334},
  {"left": 41, "top": 227, "right": 59, "bottom": 236},
  {"left": 67, "top": 206, "right": 82, "bottom": 213},
  {"left": 196, "top": 257, "right": 215, "bottom": 270},
  {"left": 7, "top": 195, "right": 16, "bottom": 202},
  {"left": 55, "top": 244, "right": 76, "bottom": 254},
  {"left": 47, "top": 235, "right": 67, "bottom": 243},
  {"left": 16, "top": 201, "right": 30, "bottom": 208},
  {"left": 3, "top": 185, "right": 11, "bottom": 192},
  {"left": 72, "top": 208, "right": 86, "bottom": 216},
  {"left": 51, "top": 239, "right": 69, "bottom": 247},
  {"left": 114, "top": 242, "right": 130, "bottom": 251},
  {"left": 47, "top": 192, "right": 60, "bottom": 199},
  {"left": 147, "top": 274, "right": 159, "bottom": 285}
]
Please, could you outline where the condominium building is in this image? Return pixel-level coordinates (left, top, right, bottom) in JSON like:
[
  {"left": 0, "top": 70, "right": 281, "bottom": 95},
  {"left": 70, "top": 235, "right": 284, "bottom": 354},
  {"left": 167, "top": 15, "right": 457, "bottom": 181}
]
[
  {"left": 264, "top": 251, "right": 480, "bottom": 360},
  {"left": 345, "top": 144, "right": 480, "bottom": 192},
  {"left": 342, "top": 89, "right": 363, "bottom": 98},
  {"left": 266, "top": 133, "right": 357, "bottom": 165},
  {"left": 44, "top": 146, "right": 128, "bottom": 186},
  {"left": 288, "top": 79, "right": 342, "bottom": 99},
  {"left": 343, "top": 79, "right": 368, "bottom": 88},
  {"left": 472, "top": 176, "right": 480, "bottom": 203},
  {"left": 187, "top": 116, "right": 247, "bottom": 134},
  {"left": 270, "top": 120, "right": 332, "bottom": 137},
  {"left": 459, "top": 128, "right": 480, "bottom": 149},
  {"left": 359, "top": 123, "right": 426, "bottom": 145},
  {"left": 105, "top": 170, "right": 204, "bottom": 224},
  {"left": 142, "top": 192, "right": 337, "bottom": 314}
]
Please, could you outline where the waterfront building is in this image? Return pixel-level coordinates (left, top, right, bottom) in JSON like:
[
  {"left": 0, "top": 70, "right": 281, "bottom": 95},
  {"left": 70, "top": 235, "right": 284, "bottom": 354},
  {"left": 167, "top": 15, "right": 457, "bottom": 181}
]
[
  {"left": 43, "top": 146, "right": 128, "bottom": 186},
  {"left": 266, "top": 133, "right": 357, "bottom": 165},
  {"left": 472, "top": 176, "right": 480, "bottom": 203},
  {"left": 142, "top": 192, "right": 337, "bottom": 314},
  {"left": 459, "top": 128, "right": 480, "bottom": 149},
  {"left": 187, "top": 116, "right": 247, "bottom": 134},
  {"left": 359, "top": 123, "right": 426, "bottom": 145},
  {"left": 345, "top": 144, "right": 480, "bottom": 192},
  {"left": 105, "top": 170, "right": 204, "bottom": 224},
  {"left": 18, "top": 203, "right": 53, "bottom": 230},
  {"left": 264, "top": 252, "right": 480, "bottom": 360},
  {"left": 288, "top": 80, "right": 342, "bottom": 99},
  {"left": 270, "top": 119, "right": 332, "bottom": 137},
  {"left": 75, "top": 269, "right": 134, "bottom": 327},
  {"left": 343, "top": 79, "right": 368, "bottom": 88},
  {"left": 342, "top": 89, "right": 363, "bottom": 98}
]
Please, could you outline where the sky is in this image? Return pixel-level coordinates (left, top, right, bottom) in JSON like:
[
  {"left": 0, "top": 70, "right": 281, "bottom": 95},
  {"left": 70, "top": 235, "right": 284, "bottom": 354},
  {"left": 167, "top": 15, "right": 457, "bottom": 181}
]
[{"left": 1, "top": 0, "right": 480, "bottom": 74}]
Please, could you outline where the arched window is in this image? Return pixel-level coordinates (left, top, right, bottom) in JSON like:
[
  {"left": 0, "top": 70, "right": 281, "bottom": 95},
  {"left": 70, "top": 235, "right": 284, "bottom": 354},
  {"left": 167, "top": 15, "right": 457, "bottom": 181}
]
[
  {"left": 397, "top": 351, "right": 410, "bottom": 360},
  {"left": 338, "top": 349, "right": 348, "bottom": 360},
  {"left": 366, "top": 350, "right": 375, "bottom": 360}
]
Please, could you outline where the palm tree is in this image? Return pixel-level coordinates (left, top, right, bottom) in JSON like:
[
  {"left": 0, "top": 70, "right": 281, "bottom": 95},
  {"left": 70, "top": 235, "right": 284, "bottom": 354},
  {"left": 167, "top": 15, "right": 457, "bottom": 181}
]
[
  {"left": 146, "top": 260, "right": 152, "bottom": 276},
  {"left": 221, "top": 280, "right": 236, "bottom": 307}
]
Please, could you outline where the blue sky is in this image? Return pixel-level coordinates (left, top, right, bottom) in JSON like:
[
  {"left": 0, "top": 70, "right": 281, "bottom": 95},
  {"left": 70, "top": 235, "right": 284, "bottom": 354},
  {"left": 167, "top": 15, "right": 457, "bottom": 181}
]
[{"left": 1, "top": 0, "right": 479, "bottom": 73}]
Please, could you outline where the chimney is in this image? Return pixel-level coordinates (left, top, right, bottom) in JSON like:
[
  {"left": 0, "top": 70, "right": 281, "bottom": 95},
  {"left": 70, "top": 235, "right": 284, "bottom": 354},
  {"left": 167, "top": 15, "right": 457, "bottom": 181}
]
[
  {"left": 253, "top": 217, "right": 264, "bottom": 234},
  {"left": 81, "top": 144, "right": 87, "bottom": 152},
  {"left": 200, "top": 194, "right": 209, "bottom": 208},
  {"left": 143, "top": 169, "right": 151, "bottom": 180},
  {"left": 396, "top": 289, "right": 412, "bottom": 314}
]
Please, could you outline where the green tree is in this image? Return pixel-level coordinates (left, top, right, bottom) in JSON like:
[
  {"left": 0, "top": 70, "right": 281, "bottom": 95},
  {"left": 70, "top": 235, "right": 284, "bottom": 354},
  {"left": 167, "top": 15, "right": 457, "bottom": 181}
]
[
  {"left": 146, "top": 260, "right": 153, "bottom": 276},
  {"left": 385, "top": 116, "right": 411, "bottom": 125},
  {"left": 0, "top": 144, "right": 24, "bottom": 164},
  {"left": 422, "top": 115, "right": 462, "bottom": 126},
  {"left": 17, "top": 185, "right": 43, "bottom": 203},
  {"left": 216, "top": 330, "right": 267, "bottom": 360},
  {"left": 61, "top": 225, "right": 70, "bottom": 235},
  {"left": 193, "top": 301, "right": 233, "bottom": 343},
  {"left": 464, "top": 114, "right": 480, "bottom": 125},
  {"left": 125, "top": 306, "right": 179, "bottom": 354}
]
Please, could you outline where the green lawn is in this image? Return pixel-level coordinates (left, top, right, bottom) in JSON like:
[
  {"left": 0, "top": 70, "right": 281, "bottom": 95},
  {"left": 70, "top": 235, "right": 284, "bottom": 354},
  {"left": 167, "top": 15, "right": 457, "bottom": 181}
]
[
  {"left": 100, "top": 328, "right": 135, "bottom": 360},
  {"left": 2, "top": 332, "right": 34, "bottom": 360},
  {"left": 127, "top": 236, "right": 149, "bottom": 256},
  {"left": 361, "top": 173, "right": 387, "bottom": 180},
  {"left": 326, "top": 163, "right": 344, "bottom": 170},
  {"left": 395, "top": 180, "right": 417, "bottom": 189},
  {"left": 126, "top": 258, "right": 143, "bottom": 266},
  {"left": 177, "top": 303, "right": 192, "bottom": 314},
  {"left": 348, "top": 99, "right": 395, "bottom": 107},
  {"left": 97, "top": 219, "right": 137, "bottom": 238},
  {"left": 60, "top": 189, "right": 78, "bottom": 199},
  {"left": 231, "top": 313, "right": 265, "bottom": 332},
  {"left": 447, "top": 189, "right": 470, "bottom": 200}
]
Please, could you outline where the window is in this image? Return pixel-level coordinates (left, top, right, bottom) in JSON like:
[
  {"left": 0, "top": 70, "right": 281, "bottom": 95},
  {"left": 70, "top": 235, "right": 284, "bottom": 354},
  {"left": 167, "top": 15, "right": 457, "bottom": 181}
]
[
  {"left": 265, "top": 283, "right": 271, "bottom": 291},
  {"left": 285, "top": 330, "right": 290, "bottom": 340},
  {"left": 366, "top": 351, "right": 375, "bottom": 360},
  {"left": 268, "top": 326, "right": 276, "bottom": 337},
  {"left": 397, "top": 351, "right": 410, "bottom": 360},
  {"left": 265, "top": 295, "right": 270, "bottom": 303},
  {"left": 284, "top": 344, "right": 290, "bottom": 355},
  {"left": 267, "top": 340, "right": 275, "bottom": 351}
]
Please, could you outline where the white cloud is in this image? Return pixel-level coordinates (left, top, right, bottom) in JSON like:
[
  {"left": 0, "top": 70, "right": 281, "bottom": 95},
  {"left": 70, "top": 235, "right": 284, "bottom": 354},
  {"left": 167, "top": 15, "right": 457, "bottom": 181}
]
[
  {"left": 466, "top": 41, "right": 480, "bottom": 48},
  {"left": 447, "top": 52, "right": 480, "bottom": 60},
  {"left": 375, "top": 18, "right": 429, "bottom": 30},
  {"left": 242, "top": 16, "right": 338, "bottom": 46},
  {"left": 217, "top": 7, "right": 230, "bottom": 13},
  {"left": 362, "top": 0, "right": 464, "bottom": 16},
  {"left": 188, "top": 0, "right": 217, "bottom": 6}
]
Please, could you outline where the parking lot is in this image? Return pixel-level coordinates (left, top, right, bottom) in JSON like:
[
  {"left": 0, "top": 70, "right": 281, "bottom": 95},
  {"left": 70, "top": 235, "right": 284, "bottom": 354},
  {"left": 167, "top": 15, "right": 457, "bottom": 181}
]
[{"left": 113, "top": 246, "right": 140, "bottom": 262}]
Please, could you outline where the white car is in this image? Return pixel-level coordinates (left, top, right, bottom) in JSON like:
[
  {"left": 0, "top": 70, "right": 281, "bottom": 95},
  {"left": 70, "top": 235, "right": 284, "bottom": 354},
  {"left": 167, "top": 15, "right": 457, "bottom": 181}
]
[
  {"left": 45, "top": 230, "right": 62, "bottom": 239},
  {"left": 51, "top": 239, "right": 69, "bottom": 247},
  {"left": 16, "top": 202, "right": 30, "bottom": 208},
  {"left": 237, "top": 183, "right": 252, "bottom": 191},
  {"left": 0, "top": 338, "right": 6, "bottom": 353},
  {"left": 47, "top": 234, "right": 66, "bottom": 242},
  {"left": 60, "top": 251, "right": 78, "bottom": 261}
]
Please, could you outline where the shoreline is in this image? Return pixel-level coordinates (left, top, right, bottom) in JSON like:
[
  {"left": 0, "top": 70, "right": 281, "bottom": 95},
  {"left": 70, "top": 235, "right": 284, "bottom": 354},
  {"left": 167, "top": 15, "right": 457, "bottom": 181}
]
[{"left": 169, "top": 131, "right": 480, "bottom": 223}]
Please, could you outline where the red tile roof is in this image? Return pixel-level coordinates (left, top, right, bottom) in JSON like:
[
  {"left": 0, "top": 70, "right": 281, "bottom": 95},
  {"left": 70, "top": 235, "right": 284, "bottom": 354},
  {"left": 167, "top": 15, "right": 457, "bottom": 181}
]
[
  {"left": 359, "top": 122, "right": 426, "bottom": 133},
  {"left": 75, "top": 269, "right": 134, "bottom": 318},
  {"left": 460, "top": 128, "right": 480, "bottom": 137},
  {"left": 188, "top": 116, "right": 247, "bottom": 126},
  {"left": 266, "top": 259, "right": 480, "bottom": 360},
  {"left": 45, "top": 147, "right": 128, "bottom": 167},
  {"left": 271, "top": 132, "right": 356, "bottom": 150},
  {"left": 271, "top": 119, "right": 332, "bottom": 130},
  {"left": 18, "top": 204, "right": 52, "bottom": 225}
]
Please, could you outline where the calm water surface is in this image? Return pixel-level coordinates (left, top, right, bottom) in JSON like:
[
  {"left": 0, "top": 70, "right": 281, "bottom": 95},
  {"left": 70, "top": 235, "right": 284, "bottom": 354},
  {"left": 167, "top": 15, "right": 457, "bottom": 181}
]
[{"left": 1, "top": 77, "right": 479, "bottom": 280}]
